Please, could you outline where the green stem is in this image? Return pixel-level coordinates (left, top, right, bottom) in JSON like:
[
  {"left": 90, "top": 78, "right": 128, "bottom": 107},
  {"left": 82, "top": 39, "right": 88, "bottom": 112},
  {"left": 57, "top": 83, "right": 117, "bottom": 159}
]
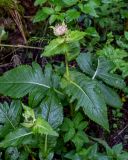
[
  {"left": 65, "top": 53, "right": 70, "bottom": 79},
  {"left": 44, "top": 134, "right": 48, "bottom": 154}
]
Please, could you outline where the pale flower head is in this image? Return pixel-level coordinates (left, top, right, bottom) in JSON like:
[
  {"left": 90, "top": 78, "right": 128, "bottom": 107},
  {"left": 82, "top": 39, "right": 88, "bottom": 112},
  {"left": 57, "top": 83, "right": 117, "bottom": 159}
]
[{"left": 53, "top": 23, "right": 68, "bottom": 36}]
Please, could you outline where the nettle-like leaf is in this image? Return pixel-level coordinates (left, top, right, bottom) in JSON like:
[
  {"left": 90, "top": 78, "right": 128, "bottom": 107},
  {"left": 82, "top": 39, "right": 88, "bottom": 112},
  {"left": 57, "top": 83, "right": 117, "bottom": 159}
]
[
  {"left": 42, "top": 37, "right": 65, "bottom": 57},
  {"left": 0, "top": 63, "right": 60, "bottom": 98},
  {"left": 97, "top": 82, "right": 122, "bottom": 108},
  {"left": 39, "top": 90, "right": 63, "bottom": 129},
  {"left": 65, "top": 9, "right": 80, "bottom": 22},
  {"left": 0, "top": 101, "right": 22, "bottom": 138},
  {"left": 33, "top": 7, "right": 55, "bottom": 23},
  {"left": 32, "top": 117, "right": 58, "bottom": 137},
  {"left": 61, "top": 71, "right": 109, "bottom": 130},
  {"left": 77, "top": 53, "right": 125, "bottom": 89},
  {"left": 0, "top": 128, "right": 32, "bottom": 148},
  {"left": 77, "top": 53, "right": 125, "bottom": 108},
  {"left": 42, "top": 31, "right": 85, "bottom": 61}
]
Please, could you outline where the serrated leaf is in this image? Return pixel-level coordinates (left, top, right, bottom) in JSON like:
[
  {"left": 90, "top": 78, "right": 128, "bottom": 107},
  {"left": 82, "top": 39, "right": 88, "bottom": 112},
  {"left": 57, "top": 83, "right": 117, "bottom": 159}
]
[
  {"left": 81, "top": 1, "right": 99, "bottom": 17},
  {"left": 43, "top": 7, "right": 54, "bottom": 15},
  {"left": 72, "top": 131, "right": 89, "bottom": 151},
  {"left": 22, "top": 104, "right": 35, "bottom": 128},
  {"left": 73, "top": 113, "right": 84, "bottom": 128},
  {"left": 77, "top": 53, "right": 125, "bottom": 89},
  {"left": 42, "top": 37, "right": 65, "bottom": 57},
  {"left": 33, "top": 9, "right": 49, "bottom": 23},
  {"left": 94, "top": 57, "right": 125, "bottom": 89},
  {"left": 32, "top": 117, "right": 58, "bottom": 136},
  {"left": 77, "top": 53, "right": 94, "bottom": 76},
  {"left": 61, "top": 118, "right": 74, "bottom": 132},
  {"left": 97, "top": 45, "right": 128, "bottom": 78},
  {"left": 65, "top": 9, "right": 80, "bottom": 22},
  {"left": 64, "top": 127, "right": 75, "bottom": 142},
  {"left": 0, "top": 128, "right": 32, "bottom": 148},
  {"left": 61, "top": 71, "right": 109, "bottom": 130},
  {"left": 85, "top": 27, "right": 100, "bottom": 38},
  {"left": 29, "top": 87, "right": 46, "bottom": 108},
  {"left": 49, "top": 15, "right": 58, "bottom": 24},
  {"left": 29, "top": 64, "right": 61, "bottom": 108},
  {"left": 42, "top": 31, "right": 84, "bottom": 59},
  {"left": 98, "top": 82, "right": 122, "bottom": 108},
  {"left": 0, "top": 63, "right": 50, "bottom": 98},
  {"left": 67, "top": 31, "right": 85, "bottom": 43},
  {"left": 39, "top": 90, "right": 63, "bottom": 129},
  {"left": 0, "top": 101, "right": 22, "bottom": 138}
]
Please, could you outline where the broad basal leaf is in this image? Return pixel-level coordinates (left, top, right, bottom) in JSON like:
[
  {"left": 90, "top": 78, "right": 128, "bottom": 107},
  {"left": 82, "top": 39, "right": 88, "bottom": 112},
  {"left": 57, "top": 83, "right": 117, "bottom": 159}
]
[
  {"left": 77, "top": 53, "right": 125, "bottom": 89},
  {"left": 61, "top": 71, "right": 109, "bottom": 130},
  {"left": 29, "top": 64, "right": 61, "bottom": 108},
  {"left": 0, "top": 128, "right": 32, "bottom": 148},
  {"left": 0, "top": 101, "right": 22, "bottom": 138},
  {"left": 95, "top": 57, "right": 125, "bottom": 89},
  {"left": 98, "top": 82, "right": 122, "bottom": 108},
  {"left": 32, "top": 117, "right": 58, "bottom": 136},
  {"left": 39, "top": 90, "right": 63, "bottom": 129},
  {"left": 0, "top": 63, "right": 50, "bottom": 98}
]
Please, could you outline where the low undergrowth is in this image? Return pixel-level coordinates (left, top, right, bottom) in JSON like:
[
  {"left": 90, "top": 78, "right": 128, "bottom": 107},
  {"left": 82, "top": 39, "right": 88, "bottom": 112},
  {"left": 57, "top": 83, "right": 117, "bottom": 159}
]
[{"left": 0, "top": 0, "right": 128, "bottom": 159}]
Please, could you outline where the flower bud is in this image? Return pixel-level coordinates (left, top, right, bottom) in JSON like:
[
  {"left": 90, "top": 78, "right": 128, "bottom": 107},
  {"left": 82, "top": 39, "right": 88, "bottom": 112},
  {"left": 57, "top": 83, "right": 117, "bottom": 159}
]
[{"left": 53, "top": 23, "right": 68, "bottom": 36}]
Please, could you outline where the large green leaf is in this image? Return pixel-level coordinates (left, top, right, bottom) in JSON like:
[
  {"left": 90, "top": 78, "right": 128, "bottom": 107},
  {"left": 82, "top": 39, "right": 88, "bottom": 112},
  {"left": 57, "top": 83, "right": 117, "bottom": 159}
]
[
  {"left": 61, "top": 71, "right": 109, "bottom": 130},
  {"left": 98, "top": 82, "right": 122, "bottom": 108},
  {"left": 0, "top": 101, "right": 22, "bottom": 138},
  {"left": 77, "top": 53, "right": 125, "bottom": 89},
  {"left": 76, "top": 53, "right": 94, "bottom": 76},
  {"left": 28, "top": 64, "right": 61, "bottom": 108},
  {"left": 39, "top": 90, "right": 63, "bottom": 129},
  {"left": 0, "top": 128, "right": 32, "bottom": 148},
  {"left": 95, "top": 57, "right": 125, "bottom": 89},
  {"left": 0, "top": 63, "right": 50, "bottom": 98}
]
